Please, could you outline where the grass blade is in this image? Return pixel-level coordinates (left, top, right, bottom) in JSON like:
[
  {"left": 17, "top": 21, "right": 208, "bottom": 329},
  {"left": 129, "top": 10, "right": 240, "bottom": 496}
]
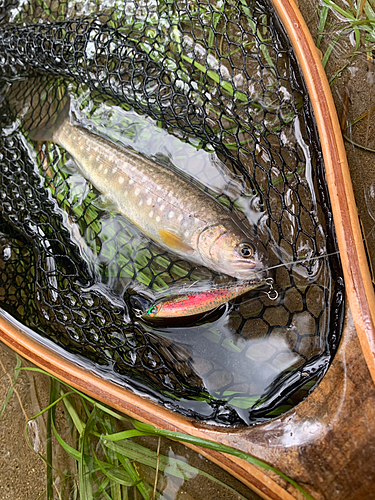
[
  {"left": 317, "top": 5, "right": 329, "bottom": 49},
  {"left": 103, "top": 438, "right": 249, "bottom": 500},
  {"left": 47, "top": 378, "right": 60, "bottom": 500},
  {"left": 0, "top": 355, "right": 22, "bottom": 420},
  {"left": 129, "top": 420, "right": 316, "bottom": 500},
  {"left": 92, "top": 450, "right": 136, "bottom": 487}
]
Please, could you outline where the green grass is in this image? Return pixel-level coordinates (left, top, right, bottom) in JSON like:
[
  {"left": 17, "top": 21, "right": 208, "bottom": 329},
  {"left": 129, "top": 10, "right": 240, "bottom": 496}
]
[
  {"left": 317, "top": 0, "right": 375, "bottom": 146},
  {"left": 0, "top": 355, "right": 316, "bottom": 500},
  {"left": 318, "top": 0, "right": 375, "bottom": 78},
  {"left": 14, "top": 0, "right": 297, "bottom": 151}
]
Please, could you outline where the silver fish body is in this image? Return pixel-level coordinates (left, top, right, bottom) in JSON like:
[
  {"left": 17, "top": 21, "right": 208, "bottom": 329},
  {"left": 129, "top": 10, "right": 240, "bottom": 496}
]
[{"left": 38, "top": 106, "right": 267, "bottom": 279}]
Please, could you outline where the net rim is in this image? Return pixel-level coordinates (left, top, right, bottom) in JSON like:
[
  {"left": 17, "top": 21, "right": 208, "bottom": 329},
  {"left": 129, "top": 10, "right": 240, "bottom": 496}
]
[{"left": 273, "top": 0, "right": 375, "bottom": 384}]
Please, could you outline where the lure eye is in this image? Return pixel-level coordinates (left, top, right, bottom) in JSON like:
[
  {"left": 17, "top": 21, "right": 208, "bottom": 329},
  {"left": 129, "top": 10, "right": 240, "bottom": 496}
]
[
  {"left": 238, "top": 243, "right": 255, "bottom": 258},
  {"left": 147, "top": 305, "right": 158, "bottom": 317}
]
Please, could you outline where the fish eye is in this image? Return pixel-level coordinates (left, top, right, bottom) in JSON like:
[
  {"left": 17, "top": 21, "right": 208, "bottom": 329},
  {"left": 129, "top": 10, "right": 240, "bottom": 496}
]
[
  {"left": 238, "top": 243, "right": 255, "bottom": 258},
  {"left": 147, "top": 305, "right": 158, "bottom": 317}
]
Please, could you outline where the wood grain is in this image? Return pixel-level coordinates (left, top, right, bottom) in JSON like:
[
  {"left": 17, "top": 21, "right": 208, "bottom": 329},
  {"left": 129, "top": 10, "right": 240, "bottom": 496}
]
[{"left": 1, "top": 302, "right": 375, "bottom": 500}]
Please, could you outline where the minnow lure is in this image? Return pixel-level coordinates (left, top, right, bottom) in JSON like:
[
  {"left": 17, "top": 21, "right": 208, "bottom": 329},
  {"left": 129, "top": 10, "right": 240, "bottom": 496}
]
[{"left": 139, "top": 278, "right": 277, "bottom": 320}]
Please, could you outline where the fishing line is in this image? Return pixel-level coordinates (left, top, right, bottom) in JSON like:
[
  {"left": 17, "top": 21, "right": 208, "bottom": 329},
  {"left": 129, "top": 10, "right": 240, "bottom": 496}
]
[
  {"left": 0, "top": 0, "right": 351, "bottom": 424},
  {"left": 259, "top": 220, "right": 375, "bottom": 275},
  {"left": 234, "top": 221, "right": 375, "bottom": 307},
  {"left": 132, "top": 224, "right": 375, "bottom": 316}
]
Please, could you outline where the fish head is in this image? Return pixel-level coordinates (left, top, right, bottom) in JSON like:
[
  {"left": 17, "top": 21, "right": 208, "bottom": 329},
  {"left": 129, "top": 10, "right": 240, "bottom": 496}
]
[{"left": 197, "top": 220, "right": 267, "bottom": 279}]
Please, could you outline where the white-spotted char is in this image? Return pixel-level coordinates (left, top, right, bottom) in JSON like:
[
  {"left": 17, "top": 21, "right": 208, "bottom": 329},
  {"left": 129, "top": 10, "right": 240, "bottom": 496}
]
[{"left": 29, "top": 97, "right": 267, "bottom": 279}]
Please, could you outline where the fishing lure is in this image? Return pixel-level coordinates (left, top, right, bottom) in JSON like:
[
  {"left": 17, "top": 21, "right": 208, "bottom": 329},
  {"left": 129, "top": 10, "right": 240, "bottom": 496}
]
[{"left": 138, "top": 278, "right": 277, "bottom": 321}]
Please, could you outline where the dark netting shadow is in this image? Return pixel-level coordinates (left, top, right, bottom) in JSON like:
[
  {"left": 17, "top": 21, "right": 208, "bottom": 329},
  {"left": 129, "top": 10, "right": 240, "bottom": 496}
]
[{"left": 0, "top": 0, "right": 344, "bottom": 425}]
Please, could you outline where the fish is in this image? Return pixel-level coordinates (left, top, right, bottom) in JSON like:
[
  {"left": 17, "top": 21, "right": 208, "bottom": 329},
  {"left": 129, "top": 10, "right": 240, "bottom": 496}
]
[
  {"left": 139, "top": 278, "right": 275, "bottom": 320},
  {"left": 27, "top": 95, "right": 267, "bottom": 279}
]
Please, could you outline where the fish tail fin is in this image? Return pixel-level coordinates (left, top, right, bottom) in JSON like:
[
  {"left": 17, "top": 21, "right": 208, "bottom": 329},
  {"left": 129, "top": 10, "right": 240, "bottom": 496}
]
[
  {"left": 27, "top": 92, "right": 70, "bottom": 143},
  {"left": 5, "top": 76, "right": 69, "bottom": 142}
]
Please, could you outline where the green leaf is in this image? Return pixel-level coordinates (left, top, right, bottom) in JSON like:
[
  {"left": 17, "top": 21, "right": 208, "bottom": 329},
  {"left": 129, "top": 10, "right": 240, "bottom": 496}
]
[
  {"left": 51, "top": 414, "right": 82, "bottom": 460},
  {"left": 62, "top": 393, "right": 86, "bottom": 436},
  {"left": 92, "top": 450, "right": 136, "bottom": 487},
  {"left": 47, "top": 378, "right": 60, "bottom": 500},
  {"left": 317, "top": 6, "right": 329, "bottom": 49},
  {"left": 129, "top": 421, "right": 316, "bottom": 500}
]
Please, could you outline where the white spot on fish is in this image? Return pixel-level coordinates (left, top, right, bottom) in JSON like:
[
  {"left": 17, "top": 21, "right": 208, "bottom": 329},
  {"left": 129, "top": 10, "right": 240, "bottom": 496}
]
[
  {"left": 104, "top": 168, "right": 108, "bottom": 175},
  {"left": 156, "top": 216, "right": 160, "bottom": 222},
  {"left": 112, "top": 167, "right": 117, "bottom": 174},
  {"left": 157, "top": 186, "right": 161, "bottom": 191},
  {"left": 139, "top": 200, "right": 143, "bottom": 206},
  {"left": 147, "top": 197, "right": 152, "bottom": 206},
  {"left": 131, "top": 165, "right": 136, "bottom": 171},
  {"left": 184, "top": 230, "right": 190, "bottom": 237},
  {"left": 149, "top": 210, "right": 154, "bottom": 218},
  {"left": 119, "top": 177, "right": 124, "bottom": 184},
  {"left": 168, "top": 191, "right": 174, "bottom": 197},
  {"left": 178, "top": 214, "right": 183, "bottom": 222},
  {"left": 129, "top": 179, "right": 134, "bottom": 185},
  {"left": 99, "top": 165, "right": 103, "bottom": 171},
  {"left": 157, "top": 198, "right": 162, "bottom": 203},
  {"left": 135, "top": 188, "right": 140, "bottom": 196},
  {"left": 168, "top": 211, "right": 175, "bottom": 219},
  {"left": 160, "top": 205, "right": 165, "bottom": 212}
]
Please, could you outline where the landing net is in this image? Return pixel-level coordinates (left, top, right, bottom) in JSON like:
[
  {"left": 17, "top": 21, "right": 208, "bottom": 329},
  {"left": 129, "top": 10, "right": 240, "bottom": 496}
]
[{"left": 0, "top": 0, "right": 344, "bottom": 425}]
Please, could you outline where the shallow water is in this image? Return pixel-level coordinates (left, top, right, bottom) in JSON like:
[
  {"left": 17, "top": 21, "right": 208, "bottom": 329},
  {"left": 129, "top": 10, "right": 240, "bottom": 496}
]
[
  {"left": 0, "top": 90, "right": 341, "bottom": 424},
  {"left": 0, "top": 342, "right": 263, "bottom": 500}
]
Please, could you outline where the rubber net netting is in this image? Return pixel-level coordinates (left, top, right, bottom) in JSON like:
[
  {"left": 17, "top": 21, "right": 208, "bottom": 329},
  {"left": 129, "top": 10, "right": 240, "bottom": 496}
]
[{"left": 0, "top": 0, "right": 344, "bottom": 425}]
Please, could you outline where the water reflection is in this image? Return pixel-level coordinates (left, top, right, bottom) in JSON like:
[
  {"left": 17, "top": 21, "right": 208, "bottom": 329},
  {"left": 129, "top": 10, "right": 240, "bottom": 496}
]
[
  {"left": 0, "top": 101, "right": 336, "bottom": 422},
  {"left": 131, "top": 434, "right": 263, "bottom": 500}
]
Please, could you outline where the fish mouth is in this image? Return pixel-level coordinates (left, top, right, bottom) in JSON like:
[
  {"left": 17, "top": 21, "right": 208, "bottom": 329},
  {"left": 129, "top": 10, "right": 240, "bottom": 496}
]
[
  {"left": 229, "top": 259, "right": 268, "bottom": 279},
  {"left": 232, "top": 268, "right": 267, "bottom": 280}
]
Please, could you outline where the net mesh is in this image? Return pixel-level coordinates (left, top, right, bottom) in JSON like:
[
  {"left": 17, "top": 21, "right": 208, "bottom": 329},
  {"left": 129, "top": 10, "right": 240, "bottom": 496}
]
[{"left": 0, "top": 0, "right": 344, "bottom": 425}]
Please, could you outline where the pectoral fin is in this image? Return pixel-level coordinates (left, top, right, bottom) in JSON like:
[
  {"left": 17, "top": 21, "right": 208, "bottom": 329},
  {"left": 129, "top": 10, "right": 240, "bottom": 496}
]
[{"left": 158, "top": 230, "right": 194, "bottom": 254}]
